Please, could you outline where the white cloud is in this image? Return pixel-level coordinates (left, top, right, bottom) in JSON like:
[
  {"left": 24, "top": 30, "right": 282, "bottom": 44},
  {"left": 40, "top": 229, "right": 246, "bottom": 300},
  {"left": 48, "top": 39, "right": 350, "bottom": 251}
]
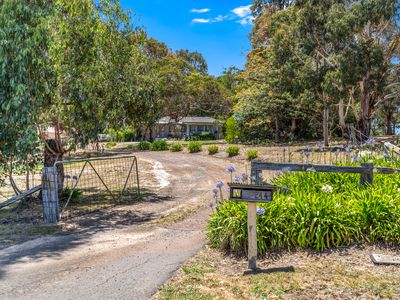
[
  {"left": 191, "top": 4, "right": 254, "bottom": 26},
  {"left": 237, "top": 15, "right": 254, "bottom": 25},
  {"left": 191, "top": 8, "right": 210, "bottom": 14},
  {"left": 192, "top": 18, "right": 211, "bottom": 24},
  {"left": 232, "top": 5, "right": 252, "bottom": 18}
]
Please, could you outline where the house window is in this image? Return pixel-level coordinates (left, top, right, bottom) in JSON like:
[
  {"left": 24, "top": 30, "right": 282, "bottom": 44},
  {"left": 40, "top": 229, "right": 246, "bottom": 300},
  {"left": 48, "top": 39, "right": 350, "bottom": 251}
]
[
  {"left": 198, "top": 125, "right": 204, "bottom": 132},
  {"left": 190, "top": 125, "right": 197, "bottom": 133}
]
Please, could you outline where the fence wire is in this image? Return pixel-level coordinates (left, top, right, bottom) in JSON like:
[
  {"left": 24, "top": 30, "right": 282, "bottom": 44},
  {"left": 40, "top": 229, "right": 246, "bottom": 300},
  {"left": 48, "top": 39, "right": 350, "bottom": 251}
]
[{"left": 56, "top": 155, "right": 140, "bottom": 218}]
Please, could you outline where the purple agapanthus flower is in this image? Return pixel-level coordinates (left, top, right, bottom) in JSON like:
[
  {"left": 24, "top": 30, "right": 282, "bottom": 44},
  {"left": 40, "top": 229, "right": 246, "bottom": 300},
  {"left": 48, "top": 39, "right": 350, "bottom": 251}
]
[
  {"left": 226, "top": 166, "right": 236, "bottom": 173},
  {"left": 365, "top": 138, "right": 376, "bottom": 145},
  {"left": 216, "top": 181, "right": 224, "bottom": 188},
  {"left": 72, "top": 176, "right": 78, "bottom": 181},
  {"left": 303, "top": 151, "right": 311, "bottom": 157},
  {"left": 242, "top": 173, "right": 249, "bottom": 182},
  {"left": 65, "top": 174, "right": 71, "bottom": 179},
  {"left": 233, "top": 176, "right": 241, "bottom": 182},
  {"left": 256, "top": 206, "right": 265, "bottom": 216},
  {"left": 351, "top": 155, "right": 360, "bottom": 162}
]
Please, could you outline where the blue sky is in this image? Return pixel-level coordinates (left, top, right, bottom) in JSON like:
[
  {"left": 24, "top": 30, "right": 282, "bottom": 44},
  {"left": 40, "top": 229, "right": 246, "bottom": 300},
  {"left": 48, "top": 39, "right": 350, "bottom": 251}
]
[{"left": 119, "top": 0, "right": 253, "bottom": 76}]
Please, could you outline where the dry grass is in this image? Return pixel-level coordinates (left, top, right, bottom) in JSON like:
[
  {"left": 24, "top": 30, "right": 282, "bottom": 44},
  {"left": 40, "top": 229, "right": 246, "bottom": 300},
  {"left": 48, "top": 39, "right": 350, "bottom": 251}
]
[{"left": 154, "top": 246, "right": 400, "bottom": 300}]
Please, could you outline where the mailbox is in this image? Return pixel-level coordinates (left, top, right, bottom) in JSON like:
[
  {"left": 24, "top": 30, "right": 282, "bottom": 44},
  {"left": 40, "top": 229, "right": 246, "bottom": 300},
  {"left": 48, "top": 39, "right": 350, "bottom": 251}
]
[{"left": 228, "top": 183, "right": 277, "bottom": 203}]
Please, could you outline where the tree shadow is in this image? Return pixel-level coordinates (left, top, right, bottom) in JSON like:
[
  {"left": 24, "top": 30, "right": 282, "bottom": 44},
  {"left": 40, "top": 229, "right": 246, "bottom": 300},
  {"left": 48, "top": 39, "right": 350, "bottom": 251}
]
[
  {"left": 243, "top": 266, "right": 295, "bottom": 276},
  {"left": 0, "top": 190, "right": 175, "bottom": 281}
]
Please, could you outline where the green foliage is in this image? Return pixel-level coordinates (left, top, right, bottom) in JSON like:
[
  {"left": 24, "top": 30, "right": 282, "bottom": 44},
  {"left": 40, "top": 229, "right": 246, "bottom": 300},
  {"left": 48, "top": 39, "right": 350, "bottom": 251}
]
[
  {"left": 233, "top": 0, "right": 399, "bottom": 142},
  {"left": 191, "top": 132, "right": 214, "bottom": 141},
  {"left": 246, "top": 150, "right": 258, "bottom": 160},
  {"left": 0, "top": 0, "right": 52, "bottom": 171},
  {"left": 62, "top": 187, "right": 82, "bottom": 204},
  {"left": 188, "top": 141, "right": 203, "bottom": 153},
  {"left": 226, "top": 146, "right": 240, "bottom": 157},
  {"left": 224, "top": 116, "right": 240, "bottom": 143},
  {"left": 208, "top": 156, "right": 400, "bottom": 254},
  {"left": 150, "top": 140, "right": 168, "bottom": 151},
  {"left": 208, "top": 145, "right": 219, "bottom": 155},
  {"left": 105, "top": 141, "right": 117, "bottom": 148},
  {"left": 106, "top": 128, "right": 135, "bottom": 142},
  {"left": 138, "top": 141, "right": 151, "bottom": 150},
  {"left": 170, "top": 142, "right": 183, "bottom": 152}
]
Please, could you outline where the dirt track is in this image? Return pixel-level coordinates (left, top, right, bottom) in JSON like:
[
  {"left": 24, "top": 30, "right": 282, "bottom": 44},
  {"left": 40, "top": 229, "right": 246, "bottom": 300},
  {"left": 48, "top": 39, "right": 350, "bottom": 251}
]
[{"left": 0, "top": 152, "right": 234, "bottom": 300}]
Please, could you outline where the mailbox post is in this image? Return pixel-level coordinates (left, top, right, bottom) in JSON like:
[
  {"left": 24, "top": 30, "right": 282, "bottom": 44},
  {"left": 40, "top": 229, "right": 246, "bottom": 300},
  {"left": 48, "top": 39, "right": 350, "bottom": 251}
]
[{"left": 228, "top": 183, "right": 276, "bottom": 270}]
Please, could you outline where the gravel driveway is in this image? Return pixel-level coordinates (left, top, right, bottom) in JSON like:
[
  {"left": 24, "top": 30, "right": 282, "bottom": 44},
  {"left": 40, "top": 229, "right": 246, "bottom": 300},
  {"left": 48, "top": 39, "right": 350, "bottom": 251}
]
[{"left": 0, "top": 152, "right": 233, "bottom": 300}]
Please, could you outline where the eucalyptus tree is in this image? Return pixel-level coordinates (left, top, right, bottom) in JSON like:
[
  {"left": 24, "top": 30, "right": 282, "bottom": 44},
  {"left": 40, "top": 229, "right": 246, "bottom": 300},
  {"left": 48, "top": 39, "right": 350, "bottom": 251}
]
[
  {"left": 0, "top": 0, "right": 53, "bottom": 189},
  {"left": 176, "top": 49, "right": 208, "bottom": 75}
]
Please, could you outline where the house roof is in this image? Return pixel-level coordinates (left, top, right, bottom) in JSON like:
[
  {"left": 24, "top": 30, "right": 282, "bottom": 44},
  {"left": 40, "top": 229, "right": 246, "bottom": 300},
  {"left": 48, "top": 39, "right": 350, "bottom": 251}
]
[{"left": 158, "top": 116, "right": 218, "bottom": 124}]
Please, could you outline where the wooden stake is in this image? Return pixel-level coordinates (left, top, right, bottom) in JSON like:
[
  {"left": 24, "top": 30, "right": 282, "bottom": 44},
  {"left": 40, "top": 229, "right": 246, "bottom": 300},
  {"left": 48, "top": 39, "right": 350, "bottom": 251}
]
[{"left": 248, "top": 202, "right": 257, "bottom": 270}]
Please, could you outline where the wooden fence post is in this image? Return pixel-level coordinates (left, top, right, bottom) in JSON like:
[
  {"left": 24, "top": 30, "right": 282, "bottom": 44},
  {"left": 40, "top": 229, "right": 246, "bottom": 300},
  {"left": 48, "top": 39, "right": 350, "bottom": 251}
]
[
  {"left": 360, "top": 163, "right": 374, "bottom": 187},
  {"left": 42, "top": 167, "right": 60, "bottom": 223},
  {"left": 247, "top": 202, "right": 257, "bottom": 270}
]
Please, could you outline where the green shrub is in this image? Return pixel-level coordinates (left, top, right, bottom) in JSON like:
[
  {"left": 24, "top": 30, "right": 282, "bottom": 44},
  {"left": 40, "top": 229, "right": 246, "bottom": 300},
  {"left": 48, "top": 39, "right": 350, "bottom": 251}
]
[
  {"left": 170, "top": 142, "right": 183, "bottom": 152},
  {"left": 207, "top": 156, "right": 400, "bottom": 255},
  {"left": 188, "top": 141, "right": 202, "bottom": 153},
  {"left": 226, "top": 146, "right": 240, "bottom": 157},
  {"left": 151, "top": 140, "right": 168, "bottom": 151},
  {"left": 122, "top": 128, "right": 135, "bottom": 142},
  {"left": 127, "top": 144, "right": 134, "bottom": 150},
  {"left": 208, "top": 145, "right": 219, "bottom": 155},
  {"left": 246, "top": 149, "right": 258, "bottom": 160},
  {"left": 62, "top": 187, "right": 82, "bottom": 204},
  {"left": 138, "top": 141, "right": 151, "bottom": 150},
  {"left": 106, "top": 127, "right": 135, "bottom": 142},
  {"left": 224, "top": 116, "right": 240, "bottom": 143},
  {"left": 105, "top": 141, "right": 117, "bottom": 148}
]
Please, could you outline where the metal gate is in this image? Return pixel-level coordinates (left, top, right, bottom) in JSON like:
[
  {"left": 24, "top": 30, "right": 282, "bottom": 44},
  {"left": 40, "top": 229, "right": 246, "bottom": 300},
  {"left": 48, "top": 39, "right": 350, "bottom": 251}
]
[{"left": 54, "top": 155, "right": 140, "bottom": 218}]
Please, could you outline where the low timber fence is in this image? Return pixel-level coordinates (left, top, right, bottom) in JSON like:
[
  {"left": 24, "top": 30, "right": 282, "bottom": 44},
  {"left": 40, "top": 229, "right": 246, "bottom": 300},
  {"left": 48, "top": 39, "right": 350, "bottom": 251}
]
[{"left": 251, "top": 161, "right": 400, "bottom": 187}]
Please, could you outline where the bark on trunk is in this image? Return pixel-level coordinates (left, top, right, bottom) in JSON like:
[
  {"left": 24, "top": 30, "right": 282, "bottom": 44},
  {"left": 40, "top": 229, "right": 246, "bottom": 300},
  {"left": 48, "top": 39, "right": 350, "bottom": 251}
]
[
  {"left": 357, "top": 79, "right": 372, "bottom": 142},
  {"left": 384, "top": 110, "right": 394, "bottom": 136},
  {"left": 323, "top": 104, "right": 329, "bottom": 147},
  {"left": 338, "top": 99, "right": 349, "bottom": 139},
  {"left": 44, "top": 139, "right": 64, "bottom": 197}
]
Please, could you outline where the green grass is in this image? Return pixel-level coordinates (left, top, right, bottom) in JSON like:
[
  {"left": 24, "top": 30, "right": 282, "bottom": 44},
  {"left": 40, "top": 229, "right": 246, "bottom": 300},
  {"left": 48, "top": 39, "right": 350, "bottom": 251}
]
[
  {"left": 208, "top": 155, "right": 400, "bottom": 254},
  {"left": 105, "top": 141, "right": 117, "bottom": 148}
]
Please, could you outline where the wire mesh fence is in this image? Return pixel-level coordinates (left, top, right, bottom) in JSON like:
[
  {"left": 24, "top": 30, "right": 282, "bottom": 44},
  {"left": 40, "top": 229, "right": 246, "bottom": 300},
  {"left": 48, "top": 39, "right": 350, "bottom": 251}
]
[
  {"left": 0, "top": 169, "right": 43, "bottom": 226},
  {"left": 55, "top": 155, "right": 140, "bottom": 218}
]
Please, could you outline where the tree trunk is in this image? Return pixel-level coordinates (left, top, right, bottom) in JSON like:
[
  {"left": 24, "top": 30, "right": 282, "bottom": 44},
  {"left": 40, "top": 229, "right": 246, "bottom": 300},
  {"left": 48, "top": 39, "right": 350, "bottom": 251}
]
[
  {"left": 323, "top": 103, "right": 329, "bottom": 147},
  {"left": 44, "top": 139, "right": 64, "bottom": 197},
  {"left": 290, "top": 118, "right": 296, "bottom": 138},
  {"left": 384, "top": 110, "right": 394, "bottom": 136},
  {"left": 357, "top": 80, "right": 372, "bottom": 142},
  {"left": 338, "top": 99, "right": 349, "bottom": 139}
]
